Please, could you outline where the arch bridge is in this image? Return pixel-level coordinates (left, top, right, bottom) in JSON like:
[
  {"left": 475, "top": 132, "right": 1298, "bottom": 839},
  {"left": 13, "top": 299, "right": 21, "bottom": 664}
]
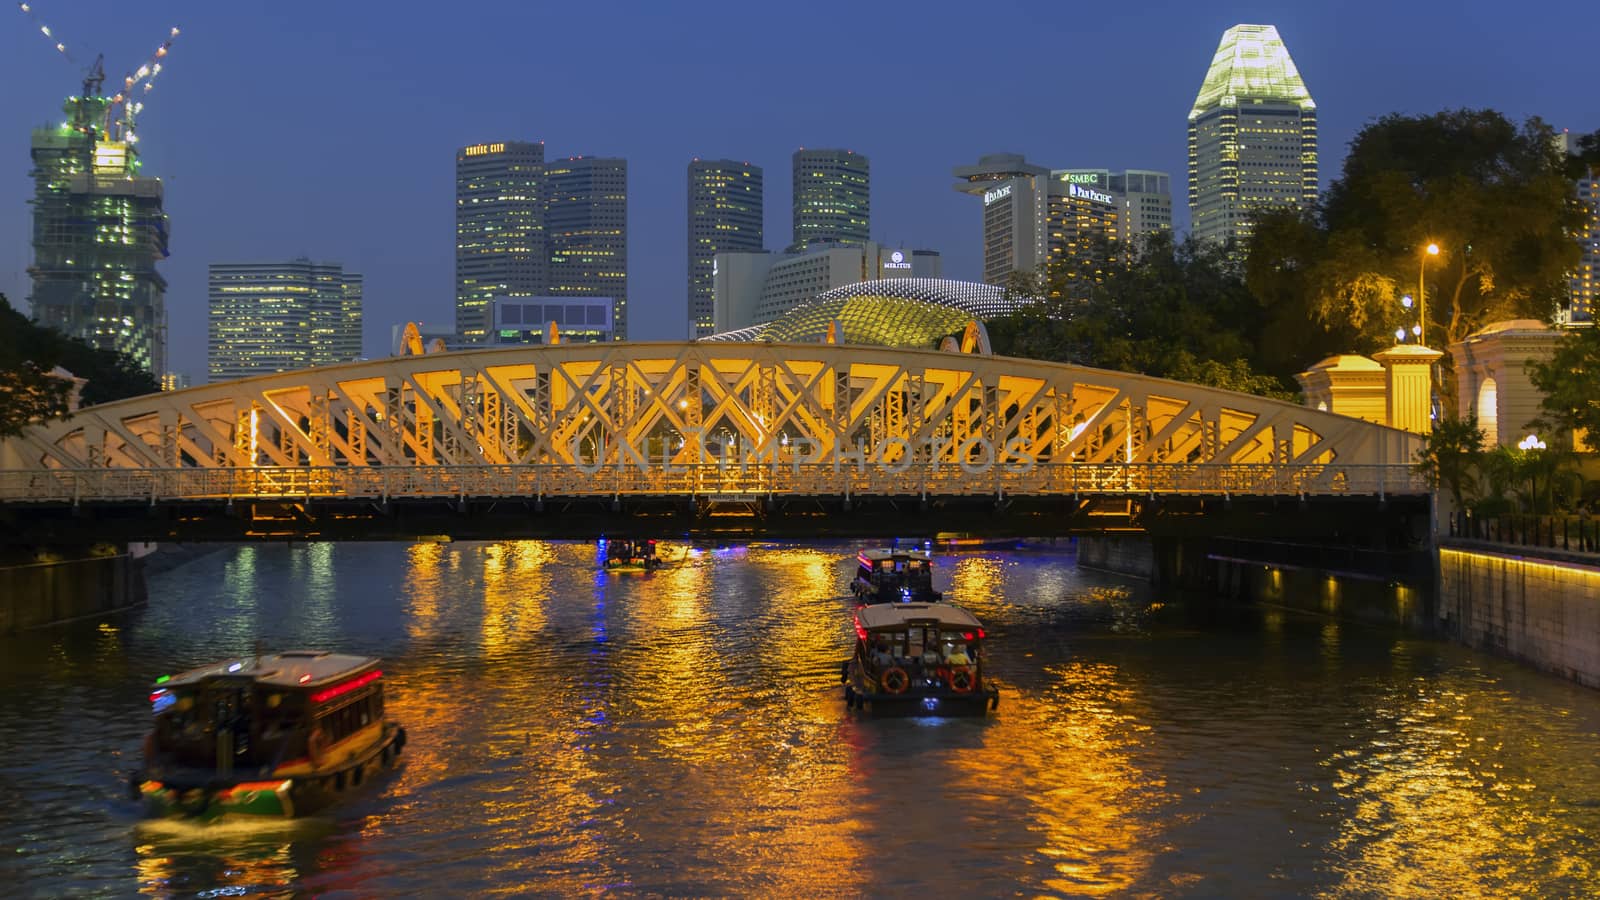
[{"left": 0, "top": 342, "right": 1426, "bottom": 543}]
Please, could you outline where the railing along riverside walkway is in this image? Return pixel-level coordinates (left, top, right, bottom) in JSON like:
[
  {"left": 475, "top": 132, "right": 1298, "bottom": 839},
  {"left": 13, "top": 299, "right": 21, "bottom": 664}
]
[
  {"left": 0, "top": 461, "right": 1425, "bottom": 505},
  {"left": 1447, "top": 511, "right": 1600, "bottom": 559}
]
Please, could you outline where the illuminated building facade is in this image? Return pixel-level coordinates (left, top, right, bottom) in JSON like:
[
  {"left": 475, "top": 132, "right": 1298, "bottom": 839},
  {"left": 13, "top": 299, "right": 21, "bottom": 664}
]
[
  {"left": 956, "top": 157, "right": 1168, "bottom": 287},
  {"left": 1043, "top": 174, "right": 1123, "bottom": 289},
  {"left": 489, "top": 296, "right": 614, "bottom": 344},
  {"left": 1559, "top": 131, "right": 1598, "bottom": 325},
  {"left": 1187, "top": 24, "right": 1318, "bottom": 249},
  {"left": 455, "top": 141, "right": 546, "bottom": 344},
  {"left": 207, "top": 260, "right": 363, "bottom": 382},
  {"left": 790, "top": 148, "right": 869, "bottom": 251},
  {"left": 545, "top": 156, "right": 628, "bottom": 339},
  {"left": 28, "top": 94, "right": 169, "bottom": 374},
  {"left": 953, "top": 154, "right": 1049, "bottom": 285},
  {"left": 1574, "top": 175, "right": 1598, "bottom": 324},
  {"left": 712, "top": 241, "right": 941, "bottom": 332},
  {"left": 688, "top": 159, "right": 763, "bottom": 338},
  {"left": 701, "top": 277, "right": 1021, "bottom": 348}
]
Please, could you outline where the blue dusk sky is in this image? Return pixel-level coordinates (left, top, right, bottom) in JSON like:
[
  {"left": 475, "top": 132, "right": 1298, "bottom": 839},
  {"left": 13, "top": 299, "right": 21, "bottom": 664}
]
[{"left": 0, "top": 0, "right": 1593, "bottom": 381}]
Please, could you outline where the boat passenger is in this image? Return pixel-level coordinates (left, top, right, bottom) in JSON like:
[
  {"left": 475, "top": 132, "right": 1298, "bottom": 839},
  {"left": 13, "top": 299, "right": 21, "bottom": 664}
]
[
  {"left": 945, "top": 643, "right": 972, "bottom": 667},
  {"left": 920, "top": 641, "right": 942, "bottom": 670},
  {"left": 872, "top": 641, "right": 895, "bottom": 671}
]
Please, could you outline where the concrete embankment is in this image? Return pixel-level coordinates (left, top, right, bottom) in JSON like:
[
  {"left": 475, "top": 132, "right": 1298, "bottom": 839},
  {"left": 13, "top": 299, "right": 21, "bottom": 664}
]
[
  {"left": 1437, "top": 542, "right": 1600, "bottom": 689},
  {"left": 0, "top": 546, "right": 147, "bottom": 634},
  {"left": 0, "top": 542, "right": 229, "bottom": 633}
]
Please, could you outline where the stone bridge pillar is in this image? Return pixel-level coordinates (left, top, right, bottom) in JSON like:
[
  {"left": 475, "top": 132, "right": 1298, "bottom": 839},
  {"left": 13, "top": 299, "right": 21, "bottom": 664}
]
[
  {"left": 1297, "top": 347, "right": 1443, "bottom": 435},
  {"left": 1373, "top": 344, "right": 1445, "bottom": 435},
  {"left": 1295, "top": 355, "right": 1388, "bottom": 424},
  {"left": 1447, "top": 320, "right": 1563, "bottom": 448}
]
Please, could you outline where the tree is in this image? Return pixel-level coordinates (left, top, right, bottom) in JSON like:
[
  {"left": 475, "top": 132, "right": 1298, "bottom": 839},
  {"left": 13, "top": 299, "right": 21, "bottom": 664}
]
[
  {"left": 0, "top": 294, "right": 159, "bottom": 436},
  {"left": 1250, "top": 109, "right": 1581, "bottom": 412},
  {"left": 1412, "top": 415, "right": 1485, "bottom": 513},
  {"left": 1526, "top": 325, "right": 1600, "bottom": 447},
  {"left": 1563, "top": 127, "right": 1600, "bottom": 179},
  {"left": 987, "top": 234, "right": 1296, "bottom": 399}
]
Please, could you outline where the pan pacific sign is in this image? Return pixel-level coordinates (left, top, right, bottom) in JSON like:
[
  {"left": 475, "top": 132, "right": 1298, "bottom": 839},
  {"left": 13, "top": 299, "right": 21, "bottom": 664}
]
[{"left": 1068, "top": 183, "right": 1116, "bottom": 206}]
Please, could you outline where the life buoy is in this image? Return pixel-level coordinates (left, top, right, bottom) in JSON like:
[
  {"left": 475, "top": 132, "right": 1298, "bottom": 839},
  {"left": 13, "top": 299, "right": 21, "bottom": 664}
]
[
  {"left": 949, "top": 668, "right": 975, "bottom": 694},
  {"left": 880, "top": 667, "right": 910, "bottom": 695},
  {"left": 307, "top": 727, "right": 327, "bottom": 766}
]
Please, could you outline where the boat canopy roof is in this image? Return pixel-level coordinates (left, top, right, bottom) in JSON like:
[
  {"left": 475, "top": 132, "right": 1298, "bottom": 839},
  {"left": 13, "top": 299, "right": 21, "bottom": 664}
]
[
  {"left": 154, "top": 651, "right": 380, "bottom": 691},
  {"left": 855, "top": 602, "right": 983, "bottom": 631},
  {"left": 858, "top": 548, "right": 934, "bottom": 563}
]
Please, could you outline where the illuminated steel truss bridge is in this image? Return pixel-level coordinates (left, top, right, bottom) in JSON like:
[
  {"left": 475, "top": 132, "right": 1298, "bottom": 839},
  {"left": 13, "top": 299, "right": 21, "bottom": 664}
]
[{"left": 0, "top": 343, "right": 1427, "bottom": 541}]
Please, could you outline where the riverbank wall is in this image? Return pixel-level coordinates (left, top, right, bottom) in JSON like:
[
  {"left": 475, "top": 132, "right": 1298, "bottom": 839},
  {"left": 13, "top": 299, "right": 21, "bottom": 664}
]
[
  {"left": 0, "top": 546, "right": 147, "bottom": 634},
  {"left": 1078, "top": 534, "right": 1430, "bottom": 629},
  {"left": 1437, "top": 542, "right": 1600, "bottom": 689}
]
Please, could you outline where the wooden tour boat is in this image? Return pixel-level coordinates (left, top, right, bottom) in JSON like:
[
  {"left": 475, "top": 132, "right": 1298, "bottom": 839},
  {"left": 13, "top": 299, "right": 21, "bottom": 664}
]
[
  {"left": 842, "top": 602, "right": 999, "bottom": 716},
  {"left": 603, "top": 538, "right": 663, "bottom": 572},
  {"left": 131, "top": 651, "right": 406, "bottom": 819},
  {"left": 849, "top": 547, "right": 943, "bottom": 604}
]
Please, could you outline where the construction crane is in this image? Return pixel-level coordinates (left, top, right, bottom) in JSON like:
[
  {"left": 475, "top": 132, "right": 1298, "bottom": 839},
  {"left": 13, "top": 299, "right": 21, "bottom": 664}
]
[{"left": 15, "top": 2, "right": 179, "bottom": 143}]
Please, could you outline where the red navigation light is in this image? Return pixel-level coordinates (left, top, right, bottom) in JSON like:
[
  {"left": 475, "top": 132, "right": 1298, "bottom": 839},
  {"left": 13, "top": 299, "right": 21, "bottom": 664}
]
[
  {"left": 961, "top": 632, "right": 974, "bottom": 641},
  {"left": 977, "top": 628, "right": 986, "bottom": 640},
  {"left": 149, "top": 690, "right": 166, "bottom": 703},
  {"left": 853, "top": 616, "right": 869, "bottom": 643},
  {"left": 309, "top": 670, "right": 382, "bottom": 704}
]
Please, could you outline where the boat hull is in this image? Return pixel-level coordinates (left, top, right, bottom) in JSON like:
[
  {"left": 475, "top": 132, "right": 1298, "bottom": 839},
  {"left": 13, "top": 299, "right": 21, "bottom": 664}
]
[
  {"left": 133, "top": 723, "right": 406, "bottom": 820},
  {"left": 844, "top": 663, "right": 997, "bottom": 717}
]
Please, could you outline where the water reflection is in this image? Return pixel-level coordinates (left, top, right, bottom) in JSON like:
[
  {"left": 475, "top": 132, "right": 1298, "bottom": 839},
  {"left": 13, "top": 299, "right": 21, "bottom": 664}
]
[{"left": 1, "top": 541, "right": 1598, "bottom": 896}]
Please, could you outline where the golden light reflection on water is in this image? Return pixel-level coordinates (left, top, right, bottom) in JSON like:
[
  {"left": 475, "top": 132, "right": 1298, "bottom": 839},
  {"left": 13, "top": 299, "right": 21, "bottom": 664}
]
[
  {"left": 479, "top": 540, "right": 554, "bottom": 653},
  {"left": 974, "top": 658, "right": 1168, "bottom": 896},
  {"left": 134, "top": 818, "right": 324, "bottom": 895},
  {"left": 1319, "top": 680, "right": 1598, "bottom": 896},
  {"left": 77, "top": 540, "right": 1600, "bottom": 896}
]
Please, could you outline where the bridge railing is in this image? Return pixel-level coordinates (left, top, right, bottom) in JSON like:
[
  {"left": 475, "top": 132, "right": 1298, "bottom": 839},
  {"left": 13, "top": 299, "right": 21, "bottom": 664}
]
[{"left": 0, "top": 463, "right": 1427, "bottom": 503}]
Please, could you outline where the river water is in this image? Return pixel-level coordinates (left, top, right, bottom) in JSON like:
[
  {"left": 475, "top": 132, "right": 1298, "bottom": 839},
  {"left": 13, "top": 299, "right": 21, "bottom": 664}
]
[{"left": 2, "top": 540, "right": 1598, "bottom": 897}]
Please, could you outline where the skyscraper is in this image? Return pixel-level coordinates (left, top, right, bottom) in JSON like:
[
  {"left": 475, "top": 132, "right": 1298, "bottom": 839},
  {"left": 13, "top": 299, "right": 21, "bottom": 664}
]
[
  {"left": 1558, "top": 131, "right": 1598, "bottom": 325},
  {"left": 207, "top": 259, "right": 363, "bottom": 382},
  {"left": 953, "top": 154, "right": 1049, "bottom": 285},
  {"left": 545, "top": 156, "right": 629, "bottom": 339},
  {"left": 791, "top": 148, "right": 869, "bottom": 251},
  {"left": 28, "top": 84, "right": 169, "bottom": 374},
  {"left": 1188, "top": 24, "right": 1318, "bottom": 249},
  {"left": 455, "top": 141, "right": 546, "bottom": 344},
  {"left": 688, "top": 159, "right": 763, "bottom": 338},
  {"left": 955, "top": 156, "right": 1167, "bottom": 288}
]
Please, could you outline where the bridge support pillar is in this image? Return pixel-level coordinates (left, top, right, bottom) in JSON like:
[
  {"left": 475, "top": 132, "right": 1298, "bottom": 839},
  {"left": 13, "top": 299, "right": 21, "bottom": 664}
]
[
  {"left": 1373, "top": 344, "right": 1445, "bottom": 435},
  {"left": 0, "top": 544, "right": 147, "bottom": 634}
]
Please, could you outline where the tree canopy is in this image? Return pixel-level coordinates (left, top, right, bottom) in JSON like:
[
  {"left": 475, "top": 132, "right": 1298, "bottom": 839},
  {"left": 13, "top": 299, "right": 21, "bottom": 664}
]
[
  {"left": 986, "top": 234, "right": 1295, "bottom": 399},
  {"left": 1247, "top": 109, "right": 1581, "bottom": 411},
  {"left": 0, "top": 295, "right": 159, "bottom": 437}
]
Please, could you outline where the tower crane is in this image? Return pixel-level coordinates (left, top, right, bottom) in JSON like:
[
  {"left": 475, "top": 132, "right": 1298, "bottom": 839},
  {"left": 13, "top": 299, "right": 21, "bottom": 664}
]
[{"left": 14, "top": 2, "right": 180, "bottom": 143}]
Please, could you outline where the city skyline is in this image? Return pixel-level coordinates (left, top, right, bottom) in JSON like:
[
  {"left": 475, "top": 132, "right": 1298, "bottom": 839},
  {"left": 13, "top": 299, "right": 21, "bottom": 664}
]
[{"left": 0, "top": 1, "right": 1594, "bottom": 381}]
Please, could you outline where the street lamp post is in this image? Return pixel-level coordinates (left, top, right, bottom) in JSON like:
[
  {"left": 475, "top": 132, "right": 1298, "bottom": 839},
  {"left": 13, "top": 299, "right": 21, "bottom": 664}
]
[{"left": 1417, "top": 242, "right": 1440, "bottom": 346}]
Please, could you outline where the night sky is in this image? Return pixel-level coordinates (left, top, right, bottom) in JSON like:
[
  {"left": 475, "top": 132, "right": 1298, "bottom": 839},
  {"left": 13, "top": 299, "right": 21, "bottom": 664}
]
[{"left": 0, "top": 1, "right": 1593, "bottom": 382}]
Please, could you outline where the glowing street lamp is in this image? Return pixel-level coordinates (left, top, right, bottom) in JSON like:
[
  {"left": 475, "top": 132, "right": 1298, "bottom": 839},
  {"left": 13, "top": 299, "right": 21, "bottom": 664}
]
[{"left": 1417, "top": 242, "right": 1441, "bottom": 347}]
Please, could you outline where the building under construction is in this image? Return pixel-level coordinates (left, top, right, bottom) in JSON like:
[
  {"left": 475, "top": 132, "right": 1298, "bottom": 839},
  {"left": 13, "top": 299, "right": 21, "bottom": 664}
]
[{"left": 27, "top": 75, "right": 169, "bottom": 375}]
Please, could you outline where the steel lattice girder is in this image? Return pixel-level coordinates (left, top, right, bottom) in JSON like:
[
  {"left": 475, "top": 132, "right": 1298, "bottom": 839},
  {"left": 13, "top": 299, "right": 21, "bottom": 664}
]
[{"left": 0, "top": 342, "right": 1423, "bottom": 496}]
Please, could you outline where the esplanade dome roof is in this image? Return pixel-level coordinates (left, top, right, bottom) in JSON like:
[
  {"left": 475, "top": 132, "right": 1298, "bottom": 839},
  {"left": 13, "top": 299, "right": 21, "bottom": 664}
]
[{"left": 701, "top": 278, "right": 1025, "bottom": 348}]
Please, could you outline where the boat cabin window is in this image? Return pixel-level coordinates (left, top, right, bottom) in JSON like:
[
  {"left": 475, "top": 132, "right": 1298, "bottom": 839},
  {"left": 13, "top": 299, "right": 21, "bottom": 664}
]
[{"left": 315, "top": 683, "right": 384, "bottom": 745}]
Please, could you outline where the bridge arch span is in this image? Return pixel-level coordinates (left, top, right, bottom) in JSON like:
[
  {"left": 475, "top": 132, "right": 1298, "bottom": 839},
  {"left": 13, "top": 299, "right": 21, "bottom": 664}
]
[{"left": 0, "top": 342, "right": 1423, "bottom": 502}]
